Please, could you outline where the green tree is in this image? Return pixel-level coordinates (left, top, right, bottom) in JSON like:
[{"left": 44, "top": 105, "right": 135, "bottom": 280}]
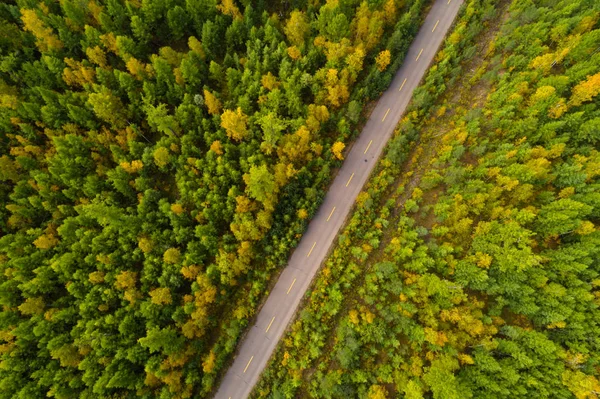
[
  {"left": 243, "top": 164, "right": 276, "bottom": 204},
  {"left": 145, "top": 103, "right": 181, "bottom": 136},
  {"left": 258, "top": 112, "right": 287, "bottom": 154},
  {"left": 88, "top": 88, "right": 127, "bottom": 128}
]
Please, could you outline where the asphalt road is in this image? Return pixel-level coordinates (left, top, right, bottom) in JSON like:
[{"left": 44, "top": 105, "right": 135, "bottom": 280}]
[{"left": 214, "top": 0, "right": 464, "bottom": 397}]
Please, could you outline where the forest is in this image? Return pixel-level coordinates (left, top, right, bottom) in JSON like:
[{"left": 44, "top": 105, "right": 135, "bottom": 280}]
[
  {"left": 0, "top": 0, "right": 429, "bottom": 398},
  {"left": 255, "top": 0, "right": 600, "bottom": 397}
]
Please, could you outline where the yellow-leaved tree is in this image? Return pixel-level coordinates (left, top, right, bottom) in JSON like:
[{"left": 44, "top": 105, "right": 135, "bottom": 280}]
[
  {"left": 114, "top": 271, "right": 137, "bottom": 290},
  {"left": 325, "top": 68, "right": 350, "bottom": 107},
  {"left": 569, "top": 72, "right": 600, "bottom": 107},
  {"left": 331, "top": 141, "right": 345, "bottom": 160},
  {"left": 261, "top": 72, "right": 280, "bottom": 91},
  {"left": 202, "top": 351, "right": 217, "bottom": 373},
  {"left": 20, "top": 9, "right": 63, "bottom": 52},
  {"left": 153, "top": 147, "right": 170, "bottom": 168},
  {"left": 210, "top": 140, "right": 224, "bottom": 155},
  {"left": 204, "top": 89, "right": 222, "bottom": 115},
  {"left": 221, "top": 107, "right": 249, "bottom": 141},
  {"left": 287, "top": 46, "right": 302, "bottom": 60},
  {"left": 149, "top": 287, "right": 172, "bottom": 305},
  {"left": 188, "top": 36, "right": 205, "bottom": 58},
  {"left": 163, "top": 248, "right": 181, "bottom": 264},
  {"left": 346, "top": 46, "right": 366, "bottom": 74},
  {"left": 284, "top": 11, "right": 310, "bottom": 46},
  {"left": 217, "top": 0, "right": 242, "bottom": 19},
  {"left": 86, "top": 46, "right": 107, "bottom": 68},
  {"left": 376, "top": 50, "right": 391, "bottom": 72},
  {"left": 33, "top": 233, "right": 58, "bottom": 249},
  {"left": 367, "top": 384, "right": 388, "bottom": 399},
  {"left": 352, "top": 3, "right": 384, "bottom": 51}
]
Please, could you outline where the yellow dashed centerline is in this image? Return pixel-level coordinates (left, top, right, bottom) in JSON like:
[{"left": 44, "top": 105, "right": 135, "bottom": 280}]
[
  {"left": 327, "top": 206, "right": 336, "bottom": 222},
  {"left": 307, "top": 242, "right": 316, "bottom": 257},
  {"left": 432, "top": 20, "right": 440, "bottom": 32},
  {"left": 265, "top": 317, "right": 275, "bottom": 333},
  {"left": 346, "top": 173, "right": 355, "bottom": 187},
  {"left": 243, "top": 356, "right": 254, "bottom": 373},
  {"left": 287, "top": 278, "right": 296, "bottom": 294},
  {"left": 382, "top": 108, "right": 390, "bottom": 122},
  {"left": 398, "top": 78, "right": 407, "bottom": 91},
  {"left": 416, "top": 48, "right": 424, "bottom": 62},
  {"left": 364, "top": 140, "right": 373, "bottom": 154}
]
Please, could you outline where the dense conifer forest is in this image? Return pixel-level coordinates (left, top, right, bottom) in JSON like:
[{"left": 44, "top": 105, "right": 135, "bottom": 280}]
[
  {"left": 255, "top": 0, "right": 600, "bottom": 397},
  {"left": 0, "top": 0, "right": 426, "bottom": 397},
  {"left": 2, "top": 0, "right": 600, "bottom": 398}
]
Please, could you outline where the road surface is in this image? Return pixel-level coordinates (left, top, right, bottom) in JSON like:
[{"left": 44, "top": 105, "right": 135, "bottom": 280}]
[{"left": 214, "top": 0, "right": 464, "bottom": 397}]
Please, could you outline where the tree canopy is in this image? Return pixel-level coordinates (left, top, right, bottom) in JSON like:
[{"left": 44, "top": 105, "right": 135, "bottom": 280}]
[
  {"left": 256, "top": 0, "right": 600, "bottom": 398},
  {"left": 0, "top": 0, "right": 419, "bottom": 397}
]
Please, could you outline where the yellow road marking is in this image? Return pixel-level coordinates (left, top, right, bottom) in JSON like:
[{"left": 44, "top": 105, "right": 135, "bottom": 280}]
[
  {"left": 266, "top": 316, "right": 275, "bottom": 333},
  {"left": 398, "top": 78, "right": 407, "bottom": 91},
  {"left": 382, "top": 108, "right": 390, "bottom": 122},
  {"left": 307, "top": 242, "right": 316, "bottom": 257},
  {"left": 327, "top": 206, "right": 336, "bottom": 221},
  {"left": 287, "top": 278, "right": 296, "bottom": 294},
  {"left": 416, "top": 48, "right": 424, "bottom": 62},
  {"left": 432, "top": 20, "right": 440, "bottom": 32},
  {"left": 364, "top": 140, "right": 372, "bottom": 154},
  {"left": 346, "top": 173, "right": 354, "bottom": 187},
  {"left": 243, "top": 356, "right": 254, "bottom": 373}
]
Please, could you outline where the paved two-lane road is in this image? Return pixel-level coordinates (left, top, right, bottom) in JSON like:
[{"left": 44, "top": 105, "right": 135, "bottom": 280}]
[{"left": 215, "top": 0, "right": 464, "bottom": 397}]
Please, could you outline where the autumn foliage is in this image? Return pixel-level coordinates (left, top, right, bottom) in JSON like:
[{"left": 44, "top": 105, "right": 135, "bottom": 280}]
[
  {"left": 0, "top": 0, "right": 412, "bottom": 397},
  {"left": 256, "top": 0, "right": 600, "bottom": 398}
]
